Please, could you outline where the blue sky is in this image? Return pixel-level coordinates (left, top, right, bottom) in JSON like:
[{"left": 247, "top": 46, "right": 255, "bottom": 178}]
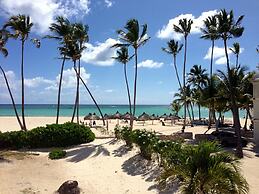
[{"left": 0, "top": 0, "right": 258, "bottom": 105}]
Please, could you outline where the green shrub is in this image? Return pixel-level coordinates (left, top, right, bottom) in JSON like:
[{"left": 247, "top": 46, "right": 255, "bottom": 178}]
[
  {"left": 0, "top": 122, "right": 95, "bottom": 149},
  {"left": 49, "top": 149, "right": 66, "bottom": 160},
  {"left": 131, "top": 129, "right": 159, "bottom": 160}
]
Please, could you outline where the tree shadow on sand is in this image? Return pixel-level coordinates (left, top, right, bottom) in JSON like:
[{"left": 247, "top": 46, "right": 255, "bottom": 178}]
[
  {"left": 112, "top": 145, "right": 132, "bottom": 157},
  {"left": 65, "top": 142, "right": 111, "bottom": 163},
  {"left": 121, "top": 154, "right": 179, "bottom": 193}
]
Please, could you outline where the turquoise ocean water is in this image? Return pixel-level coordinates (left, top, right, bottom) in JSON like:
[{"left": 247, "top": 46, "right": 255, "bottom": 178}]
[{"left": 0, "top": 104, "right": 246, "bottom": 118}]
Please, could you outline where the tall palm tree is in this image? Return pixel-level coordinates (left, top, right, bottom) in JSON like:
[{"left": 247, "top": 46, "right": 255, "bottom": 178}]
[
  {"left": 46, "top": 16, "right": 72, "bottom": 124},
  {"left": 230, "top": 42, "right": 241, "bottom": 68},
  {"left": 159, "top": 141, "right": 249, "bottom": 194},
  {"left": 201, "top": 15, "right": 220, "bottom": 79},
  {"left": 187, "top": 65, "right": 208, "bottom": 120},
  {"left": 162, "top": 40, "right": 183, "bottom": 89},
  {"left": 173, "top": 18, "right": 193, "bottom": 131},
  {"left": 0, "top": 29, "right": 23, "bottom": 130},
  {"left": 64, "top": 35, "right": 105, "bottom": 126},
  {"left": 113, "top": 46, "right": 133, "bottom": 116},
  {"left": 201, "top": 15, "right": 220, "bottom": 126},
  {"left": 114, "top": 19, "right": 150, "bottom": 129},
  {"left": 70, "top": 23, "right": 89, "bottom": 124},
  {"left": 3, "top": 15, "right": 40, "bottom": 131},
  {"left": 216, "top": 9, "right": 245, "bottom": 158}
]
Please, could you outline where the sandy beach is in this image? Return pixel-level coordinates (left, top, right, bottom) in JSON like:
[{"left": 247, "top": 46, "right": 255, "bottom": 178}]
[{"left": 0, "top": 116, "right": 258, "bottom": 194}]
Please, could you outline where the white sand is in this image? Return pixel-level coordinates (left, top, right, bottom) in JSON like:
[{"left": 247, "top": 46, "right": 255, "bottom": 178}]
[{"left": 0, "top": 117, "right": 257, "bottom": 194}]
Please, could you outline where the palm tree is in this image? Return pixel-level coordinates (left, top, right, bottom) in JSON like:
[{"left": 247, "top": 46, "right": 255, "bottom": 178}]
[
  {"left": 70, "top": 23, "right": 89, "bottom": 124},
  {"left": 162, "top": 40, "right": 183, "bottom": 89},
  {"left": 3, "top": 15, "right": 40, "bottom": 131},
  {"left": 159, "top": 141, "right": 249, "bottom": 194},
  {"left": 216, "top": 9, "right": 245, "bottom": 158},
  {"left": 113, "top": 46, "right": 133, "bottom": 116},
  {"left": 187, "top": 65, "right": 208, "bottom": 120},
  {"left": 46, "top": 16, "right": 72, "bottom": 124},
  {"left": 230, "top": 42, "right": 241, "bottom": 68},
  {"left": 0, "top": 29, "right": 23, "bottom": 130},
  {"left": 217, "top": 66, "right": 246, "bottom": 158},
  {"left": 64, "top": 34, "right": 105, "bottom": 126},
  {"left": 200, "top": 15, "right": 220, "bottom": 129},
  {"left": 170, "top": 100, "right": 182, "bottom": 117},
  {"left": 173, "top": 18, "right": 193, "bottom": 132},
  {"left": 114, "top": 19, "right": 150, "bottom": 129}
]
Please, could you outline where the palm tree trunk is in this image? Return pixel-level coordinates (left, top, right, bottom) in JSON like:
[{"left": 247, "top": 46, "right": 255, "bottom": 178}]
[
  {"left": 247, "top": 108, "right": 254, "bottom": 127},
  {"left": 76, "top": 59, "right": 81, "bottom": 125},
  {"left": 124, "top": 63, "right": 132, "bottom": 115},
  {"left": 236, "top": 54, "right": 239, "bottom": 69},
  {"left": 198, "top": 103, "right": 201, "bottom": 120},
  {"left": 190, "top": 102, "right": 194, "bottom": 121},
  {"left": 131, "top": 47, "right": 138, "bottom": 129},
  {"left": 182, "top": 36, "right": 187, "bottom": 132},
  {"left": 73, "top": 67, "right": 105, "bottom": 126},
  {"left": 208, "top": 40, "right": 215, "bottom": 129},
  {"left": 0, "top": 65, "right": 23, "bottom": 130},
  {"left": 243, "top": 108, "right": 248, "bottom": 130},
  {"left": 187, "top": 104, "right": 193, "bottom": 126},
  {"left": 21, "top": 40, "right": 26, "bottom": 131},
  {"left": 56, "top": 55, "right": 66, "bottom": 124},
  {"left": 224, "top": 38, "right": 243, "bottom": 158},
  {"left": 173, "top": 55, "right": 182, "bottom": 89},
  {"left": 71, "top": 60, "right": 78, "bottom": 123}
]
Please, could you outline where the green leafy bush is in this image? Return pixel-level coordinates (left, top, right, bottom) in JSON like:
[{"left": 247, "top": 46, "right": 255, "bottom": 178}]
[
  {"left": 0, "top": 122, "right": 95, "bottom": 149},
  {"left": 49, "top": 149, "right": 66, "bottom": 160}
]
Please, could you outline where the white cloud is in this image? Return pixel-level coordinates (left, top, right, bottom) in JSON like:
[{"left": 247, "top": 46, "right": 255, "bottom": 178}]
[
  {"left": 157, "top": 10, "right": 218, "bottom": 40},
  {"left": 81, "top": 38, "right": 120, "bottom": 66},
  {"left": 104, "top": 89, "right": 113, "bottom": 93},
  {"left": 46, "top": 67, "right": 91, "bottom": 90},
  {"left": 0, "top": 0, "right": 90, "bottom": 34},
  {"left": 138, "top": 60, "right": 164, "bottom": 69},
  {"left": 104, "top": 0, "right": 113, "bottom": 8},
  {"left": 25, "top": 77, "right": 54, "bottom": 88},
  {"left": 0, "top": 70, "right": 17, "bottom": 90},
  {"left": 204, "top": 46, "right": 244, "bottom": 65}
]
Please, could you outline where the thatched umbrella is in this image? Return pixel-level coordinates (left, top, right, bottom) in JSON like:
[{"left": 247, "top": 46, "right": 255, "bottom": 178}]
[
  {"left": 165, "top": 113, "right": 180, "bottom": 125},
  {"left": 84, "top": 113, "right": 92, "bottom": 120},
  {"left": 159, "top": 113, "right": 168, "bottom": 119},
  {"left": 149, "top": 114, "right": 159, "bottom": 125},
  {"left": 112, "top": 111, "right": 122, "bottom": 124},
  {"left": 122, "top": 112, "right": 136, "bottom": 120},
  {"left": 103, "top": 113, "right": 112, "bottom": 120},
  {"left": 138, "top": 112, "right": 150, "bottom": 126},
  {"left": 89, "top": 113, "right": 100, "bottom": 120}
]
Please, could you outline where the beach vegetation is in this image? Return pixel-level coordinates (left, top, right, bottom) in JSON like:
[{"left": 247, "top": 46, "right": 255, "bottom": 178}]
[
  {"left": 49, "top": 149, "right": 67, "bottom": 160},
  {"left": 0, "top": 122, "right": 95, "bottom": 149}
]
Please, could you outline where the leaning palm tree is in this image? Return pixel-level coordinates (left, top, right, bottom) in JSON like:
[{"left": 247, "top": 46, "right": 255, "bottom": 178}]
[
  {"left": 216, "top": 9, "right": 245, "bottom": 158},
  {"left": 159, "top": 141, "right": 249, "bottom": 194},
  {"left": 70, "top": 23, "right": 89, "bottom": 124},
  {"left": 3, "top": 15, "right": 40, "bottom": 131},
  {"left": 45, "top": 16, "right": 72, "bottom": 124},
  {"left": 230, "top": 42, "right": 241, "bottom": 68},
  {"left": 162, "top": 40, "right": 183, "bottom": 89},
  {"left": 0, "top": 29, "right": 23, "bottom": 130},
  {"left": 113, "top": 46, "right": 133, "bottom": 115},
  {"left": 173, "top": 18, "right": 193, "bottom": 131},
  {"left": 114, "top": 19, "right": 150, "bottom": 129}
]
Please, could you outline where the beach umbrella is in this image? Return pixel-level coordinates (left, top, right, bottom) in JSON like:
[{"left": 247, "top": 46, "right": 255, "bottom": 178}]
[
  {"left": 112, "top": 111, "right": 122, "bottom": 119},
  {"left": 112, "top": 111, "right": 122, "bottom": 124},
  {"left": 122, "top": 112, "right": 136, "bottom": 120},
  {"left": 84, "top": 113, "right": 92, "bottom": 120},
  {"left": 89, "top": 113, "right": 100, "bottom": 120},
  {"left": 149, "top": 114, "right": 159, "bottom": 125},
  {"left": 165, "top": 113, "right": 180, "bottom": 125},
  {"left": 159, "top": 113, "right": 168, "bottom": 119},
  {"left": 138, "top": 112, "right": 150, "bottom": 126},
  {"left": 103, "top": 113, "right": 112, "bottom": 120}
]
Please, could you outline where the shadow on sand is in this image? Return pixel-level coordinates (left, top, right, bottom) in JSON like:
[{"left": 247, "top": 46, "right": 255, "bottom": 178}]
[
  {"left": 121, "top": 154, "right": 179, "bottom": 193},
  {"left": 65, "top": 139, "right": 116, "bottom": 163}
]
